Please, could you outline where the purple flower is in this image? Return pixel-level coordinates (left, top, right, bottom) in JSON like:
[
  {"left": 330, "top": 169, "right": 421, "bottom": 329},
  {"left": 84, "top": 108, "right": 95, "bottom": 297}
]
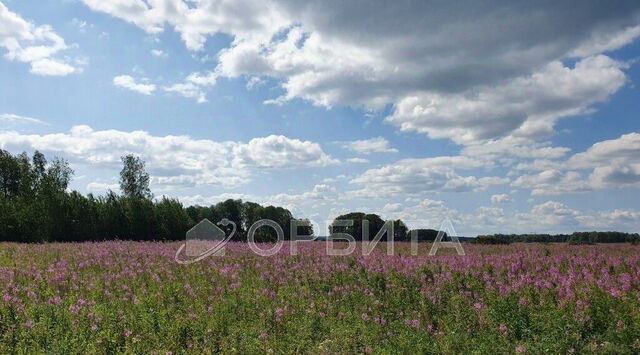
[
  {"left": 405, "top": 319, "right": 420, "bottom": 329},
  {"left": 499, "top": 323, "right": 508, "bottom": 334}
]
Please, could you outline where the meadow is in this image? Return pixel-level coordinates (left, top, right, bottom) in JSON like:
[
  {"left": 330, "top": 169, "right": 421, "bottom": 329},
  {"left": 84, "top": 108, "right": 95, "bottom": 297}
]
[{"left": 0, "top": 242, "right": 639, "bottom": 354}]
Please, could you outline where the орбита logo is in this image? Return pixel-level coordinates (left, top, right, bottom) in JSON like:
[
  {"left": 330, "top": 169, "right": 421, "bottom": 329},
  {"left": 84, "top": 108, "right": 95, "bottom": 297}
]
[
  {"left": 175, "top": 218, "right": 236, "bottom": 264},
  {"left": 175, "top": 217, "right": 465, "bottom": 264}
]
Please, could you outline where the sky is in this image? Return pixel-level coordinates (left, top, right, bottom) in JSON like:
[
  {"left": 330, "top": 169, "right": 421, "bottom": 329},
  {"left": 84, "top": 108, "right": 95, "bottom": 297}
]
[{"left": 1, "top": 0, "right": 640, "bottom": 236}]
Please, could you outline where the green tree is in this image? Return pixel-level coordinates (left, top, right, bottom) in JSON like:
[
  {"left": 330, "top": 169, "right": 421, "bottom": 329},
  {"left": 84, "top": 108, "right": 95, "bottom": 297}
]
[
  {"left": 330, "top": 212, "right": 388, "bottom": 241},
  {"left": 119, "top": 155, "right": 152, "bottom": 199}
]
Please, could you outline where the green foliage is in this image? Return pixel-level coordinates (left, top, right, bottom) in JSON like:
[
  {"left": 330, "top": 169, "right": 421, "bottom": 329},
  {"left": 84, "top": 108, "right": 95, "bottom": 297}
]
[
  {"left": 407, "top": 229, "right": 447, "bottom": 242},
  {"left": 474, "top": 236, "right": 510, "bottom": 245},
  {"left": 478, "top": 232, "right": 640, "bottom": 244},
  {"left": 119, "top": 154, "right": 152, "bottom": 199},
  {"left": 0, "top": 150, "right": 311, "bottom": 243},
  {"left": 330, "top": 212, "right": 389, "bottom": 241}
]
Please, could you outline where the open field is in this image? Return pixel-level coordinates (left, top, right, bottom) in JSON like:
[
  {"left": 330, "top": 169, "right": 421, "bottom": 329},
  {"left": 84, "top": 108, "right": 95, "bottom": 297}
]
[{"left": 1, "top": 242, "right": 639, "bottom": 353}]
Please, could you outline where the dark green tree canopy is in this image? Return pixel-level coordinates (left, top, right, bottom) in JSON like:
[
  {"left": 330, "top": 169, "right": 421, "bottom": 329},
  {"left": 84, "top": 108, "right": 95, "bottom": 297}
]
[
  {"left": 0, "top": 150, "right": 313, "bottom": 243},
  {"left": 330, "top": 212, "right": 400, "bottom": 241}
]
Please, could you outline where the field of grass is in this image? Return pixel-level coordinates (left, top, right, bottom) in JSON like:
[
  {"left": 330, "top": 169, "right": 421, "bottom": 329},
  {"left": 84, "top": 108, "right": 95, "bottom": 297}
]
[{"left": 0, "top": 242, "right": 639, "bottom": 353}]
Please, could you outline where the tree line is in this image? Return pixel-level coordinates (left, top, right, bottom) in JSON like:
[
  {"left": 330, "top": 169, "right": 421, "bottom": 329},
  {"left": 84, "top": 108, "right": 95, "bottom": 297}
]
[
  {"left": 475, "top": 232, "right": 640, "bottom": 244},
  {"left": 330, "top": 213, "right": 455, "bottom": 242},
  {"left": 0, "top": 150, "right": 311, "bottom": 243}
]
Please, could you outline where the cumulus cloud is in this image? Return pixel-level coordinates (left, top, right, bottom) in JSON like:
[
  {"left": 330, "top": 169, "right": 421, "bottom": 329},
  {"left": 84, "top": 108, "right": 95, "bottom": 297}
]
[
  {"left": 387, "top": 55, "right": 627, "bottom": 144},
  {"left": 233, "top": 135, "right": 337, "bottom": 168},
  {"left": 0, "top": 2, "right": 80, "bottom": 76},
  {"left": 349, "top": 156, "right": 507, "bottom": 196},
  {"left": 525, "top": 201, "right": 582, "bottom": 226},
  {"left": 589, "top": 163, "right": 640, "bottom": 188},
  {"left": 569, "top": 132, "right": 640, "bottom": 169},
  {"left": 79, "top": 1, "right": 640, "bottom": 143},
  {"left": 574, "top": 133, "right": 640, "bottom": 188},
  {"left": 506, "top": 132, "right": 640, "bottom": 194},
  {"left": 342, "top": 137, "right": 398, "bottom": 155},
  {"left": 577, "top": 209, "right": 640, "bottom": 229},
  {"left": 512, "top": 170, "right": 591, "bottom": 196},
  {"left": 0, "top": 126, "right": 335, "bottom": 188},
  {"left": 262, "top": 184, "right": 336, "bottom": 207},
  {"left": 113, "top": 75, "right": 156, "bottom": 95}
]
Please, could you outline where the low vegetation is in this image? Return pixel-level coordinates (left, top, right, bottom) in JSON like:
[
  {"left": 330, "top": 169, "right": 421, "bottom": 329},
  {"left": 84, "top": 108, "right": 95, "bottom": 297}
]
[{"left": 1, "top": 242, "right": 639, "bottom": 353}]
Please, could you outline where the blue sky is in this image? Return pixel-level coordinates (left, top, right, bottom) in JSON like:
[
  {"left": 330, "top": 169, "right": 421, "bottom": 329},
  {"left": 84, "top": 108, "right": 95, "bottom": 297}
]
[{"left": 1, "top": 0, "right": 640, "bottom": 235}]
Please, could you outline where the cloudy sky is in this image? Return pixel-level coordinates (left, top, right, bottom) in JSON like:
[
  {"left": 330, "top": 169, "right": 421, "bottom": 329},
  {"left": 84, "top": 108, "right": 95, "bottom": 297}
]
[{"left": 1, "top": 0, "right": 640, "bottom": 235}]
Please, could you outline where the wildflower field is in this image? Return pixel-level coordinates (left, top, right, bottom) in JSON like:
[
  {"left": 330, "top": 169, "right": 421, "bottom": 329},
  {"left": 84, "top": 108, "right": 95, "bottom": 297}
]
[{"left": 0, "top": 242, "right": 639, "bottom": 354}]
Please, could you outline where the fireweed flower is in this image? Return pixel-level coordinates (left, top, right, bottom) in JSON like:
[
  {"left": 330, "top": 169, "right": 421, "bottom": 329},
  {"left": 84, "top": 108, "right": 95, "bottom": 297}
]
[{"left": 405, "top": 319, "right": 420, "bottom": 329}]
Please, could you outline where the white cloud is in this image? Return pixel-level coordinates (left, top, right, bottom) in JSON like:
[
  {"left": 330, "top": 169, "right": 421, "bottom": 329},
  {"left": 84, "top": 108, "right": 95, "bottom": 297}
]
[
  {"left": 571, "top": 25, "right": 640, "bottom": 57},
  {"left": 86, "top": 181, "right": 119, "bottom": 194},
  {"left": 113, "top": 75, "right": 156, "bottom": 95},
  {"left": 387, "top": 56, "right": 627, "bottom": 144},
  {"left": 505, "top": 132, "right": 640, "bottom": 194},
  {"left": 577, "top": 209, "right": 640, "bottom": 229},
  {"left": 0, "top": 126, "right": 336, "bottom": 188},
  {"left": 419, "top": 199, "right": 446, "bottom": 210},
  {"left": 589, "top": 163, "right": 640, "bottom": 188},
  {"left": 79, "top": 0, "right": 165, "bottom": 35},
  {"left": 569, "top": 132, "right": 640, "bottom": 169},
  {"left": 262, "top": 184, "right": 336, "bottom": 206},
  {"left": 0, "top": 2, "right": 80, "bottom": 76},
  {"left": 246, "top": 76, "right": 265, "bottom": 90},
  {"left": 462, "top": 136, "right": 570, "bottom": 164},
  {"left": 382, "top": 203, "right": 402, "bottom": 213},
  {"left": 30, "top": 58, "right": 76, "bottom": 76},
  {"left": 346, "top": 157, "right": 368, "bottom": 164},
  {"left": 79, "top": 1, "right": 640, "bottom": 144},
  {"left": 151, "top": 49, "right": 167, "bottom": 58},
  {"left": 0, "top": 113, "right": 47, "bottom": 126},
  {"left": 512, "top": 169, "right": 591, "bottom": 196},
  {"left": 164, "top": 71, "right": 217, "bottom": 103},
  {"left": 573, "top": 132, "right": 640, "bottom": 188},
  {"left": 178, "top": 193, "right": 254, "bottom": 207},
  {"left": 390, "top": 199, "right": 640, "bottom": 235},
  {"left": 349, "top": 156, "right": 507, "bottom": 196},
  {"left": 491, "top": 194, "right": 511, "bottom": 204},
  {"left": 526, "top": 201, "right": 581, "bottom": 226},
  {"left": 70, "top": 18, "right": 89, "bottom": 33},
  {"left": 178, "top": 183, "right": 336, "bottom": 212},
  {"left": 233, "top": 135, "right": 337, "bottom": 168},
  {"left": 342, "top": 137, "right": 397, "bottom": 154}
]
